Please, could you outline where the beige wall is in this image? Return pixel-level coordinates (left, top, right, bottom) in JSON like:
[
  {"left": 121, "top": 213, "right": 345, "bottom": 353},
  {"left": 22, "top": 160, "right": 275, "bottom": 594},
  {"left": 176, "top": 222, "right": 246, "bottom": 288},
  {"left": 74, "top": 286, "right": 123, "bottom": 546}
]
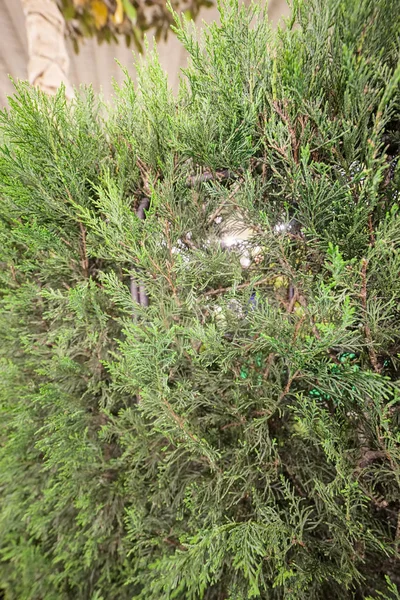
[{"left": 0, "top": 0, "right": 289, "bottom": 106}]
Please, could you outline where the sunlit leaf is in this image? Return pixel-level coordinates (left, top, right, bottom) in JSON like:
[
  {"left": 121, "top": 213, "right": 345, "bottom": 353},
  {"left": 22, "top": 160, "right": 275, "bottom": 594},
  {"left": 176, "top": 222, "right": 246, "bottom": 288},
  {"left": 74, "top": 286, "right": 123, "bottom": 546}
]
[
  {"left": 113, "top": 0, "right": 124, "bottom": 25},
  {"left": 90, "top": 0, "right": 109, "bottom": 29}
]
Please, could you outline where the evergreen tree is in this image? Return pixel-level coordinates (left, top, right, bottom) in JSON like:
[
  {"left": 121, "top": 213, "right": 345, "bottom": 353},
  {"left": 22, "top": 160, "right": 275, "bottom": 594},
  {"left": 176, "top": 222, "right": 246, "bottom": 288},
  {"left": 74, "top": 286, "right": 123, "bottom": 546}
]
[{"left": 0, "top": 0, "right": 400, "bottom": 598}]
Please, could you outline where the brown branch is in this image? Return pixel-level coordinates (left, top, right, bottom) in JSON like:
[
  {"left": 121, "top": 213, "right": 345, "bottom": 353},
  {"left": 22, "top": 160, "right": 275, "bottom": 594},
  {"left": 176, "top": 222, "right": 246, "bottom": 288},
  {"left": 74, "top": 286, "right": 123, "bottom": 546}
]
[
  {"left": 187, "top": 169, "right": 235, "bottom": 188},
  {"left": 287, "top": 286, "right": 298, "bottom": 313},
  {"left": 206, "top": 199, "right": 229, "bottom": 227},
  {"left": 263, "top": 352, "right": 275, "bottom": 380},
  {"left": 162, "top": 397, "right": 218, "bottom": 471},
  {"left": 279, "top": 369, "right": 301, "bottom": 403},
  {"left": 360, "top": 258, "right": 381, "bottom": 372},
  {"left": 357, "top": 479, "right": 389, "bottom": 510},
  {"left": 147, "top": 253, "right": 181, "bottom": 305},
  {"left": 273, "top": 101, "right": 300, "bottom": 163},
  {"left": 268, "top": 140, "right": 289, "bottom": 160},
  {"left": 130, "top": 197, "right": 150, "bottom": 314},
  {"left": 203, "top": 277, "right": 270, "bottom": 298},
  {"left": 252, "top": 410, "right": 267, "bottom": 417},
  {"left": 21, "top": 0, "right": 74, "bottom": 99},
  {"left": 136, "top": 158, "right": 152, "bottom": 197},
  {"left": 251, "top": 369, "right": 300, "bottom": 418},
  {"left": 130, "top": 277, "right": 139, "bottom": 305},
  {"left": 162, "top": 398, "right": 198, "bottom": 445},
  {"left": 163, "top": 537, "right": 187, "bottom": 552},
  {"left": 79, "top": 222, "right": 89, "bottom": 278},
  {"left": 220, "top": 418, "right": 246, "bottom": 431},
  {"left": 368, "top": 214, "right": 376, "bottom": 247},
  {"left": 180, "top": 235, "right": 197, "bottom": 250},
  {"left": 357, "top": 449, "right": 386, "bottom": 469},
  {"left": 63, "top": 187, "right": 89, "bottom": 278},
  {"left": 165, "top": 220, "right": 174, "bottom": 260},
  {"left": 292, "top": 315, "right": 306, "bottom": 344},
  {"left": 206, "top": 178, "right": 242, "bottom": 226}
]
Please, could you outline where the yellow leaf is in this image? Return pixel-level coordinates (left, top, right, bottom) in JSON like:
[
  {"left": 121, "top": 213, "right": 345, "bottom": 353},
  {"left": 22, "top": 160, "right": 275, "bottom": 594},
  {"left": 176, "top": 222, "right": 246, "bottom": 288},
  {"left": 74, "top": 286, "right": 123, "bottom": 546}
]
[
  {"left": 293, "top": 302, "right": 305, "bottom": 317},
  {"left": 90, "top": 0, "right": 108, "bottom": 29},
  {"left": 112, "top": 0, "right": 124, "bottom": 25},
  {"left": 273, "top": 275, "right": 289, "bottom": 290}
]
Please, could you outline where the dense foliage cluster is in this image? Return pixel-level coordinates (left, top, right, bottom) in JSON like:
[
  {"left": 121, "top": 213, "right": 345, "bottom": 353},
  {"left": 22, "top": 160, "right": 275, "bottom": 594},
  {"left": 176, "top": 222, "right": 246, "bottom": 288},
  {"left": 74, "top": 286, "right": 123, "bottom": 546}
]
[
  {"left": 58, "top": 0, "right": 213, "bottom": 51},
  {"left": 1, "top": 0, "right": 400, "bottom": 598}
]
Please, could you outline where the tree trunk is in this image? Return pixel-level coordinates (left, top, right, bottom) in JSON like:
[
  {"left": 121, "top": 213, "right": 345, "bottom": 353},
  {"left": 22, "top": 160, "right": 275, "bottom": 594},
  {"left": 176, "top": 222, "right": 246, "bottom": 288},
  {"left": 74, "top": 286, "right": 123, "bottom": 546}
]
[{"left": 21, "top": 0, "right": 73, "bottom": 98}]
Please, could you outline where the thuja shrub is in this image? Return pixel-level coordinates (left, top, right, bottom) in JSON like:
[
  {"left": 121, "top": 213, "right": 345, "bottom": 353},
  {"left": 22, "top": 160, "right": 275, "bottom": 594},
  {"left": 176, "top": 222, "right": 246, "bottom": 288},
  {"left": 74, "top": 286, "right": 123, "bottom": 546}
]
[{"left": 0, "top": 0, "right": 400, "bottom": 598}]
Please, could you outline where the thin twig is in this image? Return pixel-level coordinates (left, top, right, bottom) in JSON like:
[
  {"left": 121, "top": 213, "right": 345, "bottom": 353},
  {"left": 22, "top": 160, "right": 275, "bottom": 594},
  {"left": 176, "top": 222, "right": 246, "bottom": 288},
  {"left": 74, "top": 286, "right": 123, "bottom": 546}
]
[
  {"left": 162, "top": 397, "right": 218, "bottom": 471},
  {"left": 292, "top": 315, "right": 306, "bottom": 344},
  {"left": 136, "top": 196, "right": 150, "bottom": 220},
  {"left": 186, "top": 169, "right": 235, "bottom": 188},
  {"left": 376, "top": 424, "right": 400, "bottom": 486},
  {"left": 130, "top": 197, "right": 150, "bottom": 315},
  {"left": 273, "top": 101, "right": 300, "bottom": 163},
  {"left": 360, "top": 258, "right": 381, "bottom": 372},
  {"left": 220, "top": 417, "right": 246, "bottom": 431},
  {"left": 278, "top": 369, "right": 300, "bottom": 402},
  {"left": 203, "top": 277, "right": 270, "bottom": 298},
  {"left": 368, "top": 214, "right": 376, "bottom": 247},
  {"left": 357, "top": 449, "right": 385, "bottom": 469},
  {"left": 263, "top": 353, "right": 275, "bottom": 380},
  {"left": 147, "top": 253, "right": 181, "bottom": 305},
  {"left": 297, "top": 294, "right": 321, "bottom": 341},
  {"left": 180, "top": 235, "right": 197, "bottom": 250},
  {"left": 163, "top": 537, "right": 187, "bottom": 552},
  {"left": 206, "top": 179, "right": 242, "bottom": 226},
  {"left": 283, "top": 464, "right": 307, "bottom": 497},
  {"left": 136, "top": 158, "right": 152, "bottom": 197},
  {"left": 79, "top": 222, "right": 89, "bottom": 278},
  {"left": 287, "top": 286, "right": 298, "bottom": 313},
  {"left": 356, "top": 480, "right": 389, "bottom": 510}
]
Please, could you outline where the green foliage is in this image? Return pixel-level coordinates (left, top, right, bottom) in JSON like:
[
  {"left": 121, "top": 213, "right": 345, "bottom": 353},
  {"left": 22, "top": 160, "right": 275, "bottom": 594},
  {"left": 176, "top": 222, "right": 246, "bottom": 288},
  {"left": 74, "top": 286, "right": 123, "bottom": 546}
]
[{"left": 0, "top": 0, "right": 400, "bottom": 598}]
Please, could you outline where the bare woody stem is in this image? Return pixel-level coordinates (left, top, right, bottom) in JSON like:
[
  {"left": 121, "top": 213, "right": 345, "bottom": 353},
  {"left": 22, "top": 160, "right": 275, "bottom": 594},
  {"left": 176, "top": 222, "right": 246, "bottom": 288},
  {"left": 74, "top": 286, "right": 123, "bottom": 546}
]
[
  {"left": 360, "top": 258, "right": 381, "bottom": 373},
  {"left": 79, "top": 222, "right": 89, "bottom": 278}
]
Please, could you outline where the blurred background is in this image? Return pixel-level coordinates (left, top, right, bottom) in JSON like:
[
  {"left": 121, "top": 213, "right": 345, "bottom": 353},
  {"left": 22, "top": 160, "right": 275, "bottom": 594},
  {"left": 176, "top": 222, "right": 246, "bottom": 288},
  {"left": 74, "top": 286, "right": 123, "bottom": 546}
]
[{"left": 0, "top": 0, "right": 289, "bottom": 106}]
